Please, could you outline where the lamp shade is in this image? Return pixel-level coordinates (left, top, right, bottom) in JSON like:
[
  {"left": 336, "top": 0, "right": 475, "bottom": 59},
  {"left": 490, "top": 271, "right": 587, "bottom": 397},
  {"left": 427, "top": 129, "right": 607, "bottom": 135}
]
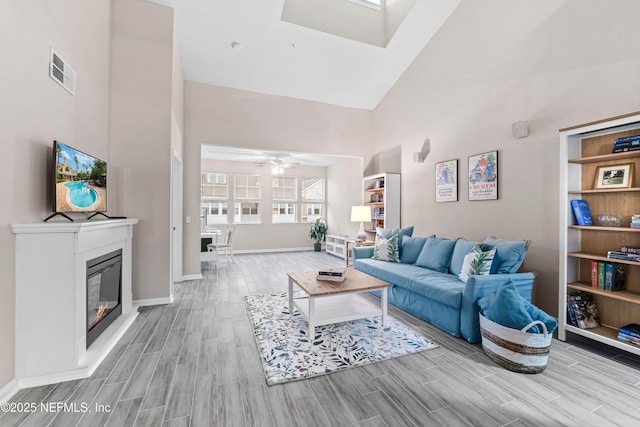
[{"left": 350, "top": 206, "right": 372, "bottom": 222}]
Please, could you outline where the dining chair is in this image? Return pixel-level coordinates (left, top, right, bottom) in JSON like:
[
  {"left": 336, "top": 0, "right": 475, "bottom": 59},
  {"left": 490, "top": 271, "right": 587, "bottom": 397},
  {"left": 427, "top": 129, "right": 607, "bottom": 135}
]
[{"left": 207, "top": 225, "right": 235, "bottom": 268}]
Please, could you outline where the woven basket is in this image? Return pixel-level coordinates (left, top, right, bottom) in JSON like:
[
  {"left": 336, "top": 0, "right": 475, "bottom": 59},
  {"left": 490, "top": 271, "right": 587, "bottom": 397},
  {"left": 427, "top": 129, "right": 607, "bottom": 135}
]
[{"left": 479, "top": 313, "right": 552, "bottom": 374}]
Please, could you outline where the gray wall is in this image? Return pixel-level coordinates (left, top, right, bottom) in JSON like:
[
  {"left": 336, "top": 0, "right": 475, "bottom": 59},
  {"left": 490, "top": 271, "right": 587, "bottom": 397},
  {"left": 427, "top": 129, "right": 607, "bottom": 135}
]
[
  {"left": 0, "top": 0, "right": 112, "bottom": 392},
  {"left": 371, "top": 0, "right": 640, "bottom": 315}
]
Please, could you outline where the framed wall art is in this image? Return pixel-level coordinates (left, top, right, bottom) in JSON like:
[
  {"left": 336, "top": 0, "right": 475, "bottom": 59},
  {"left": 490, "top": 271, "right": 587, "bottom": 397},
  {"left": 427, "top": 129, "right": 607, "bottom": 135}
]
[
  {"left": 435, "top": 159, "right": 458, "bottom": 202},
  {"left": 468, "top": 150, "right": 498, "bottom": 201},
  {"left": 594, "top": 163, "right": 633, "bottom": 189}
]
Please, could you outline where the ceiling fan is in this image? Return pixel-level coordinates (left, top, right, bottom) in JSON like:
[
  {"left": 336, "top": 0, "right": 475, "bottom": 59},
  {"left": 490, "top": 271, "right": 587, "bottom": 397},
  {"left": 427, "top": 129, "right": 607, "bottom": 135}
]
[{"left": 254, "top": 154, "right": 300, "bottom": 174}]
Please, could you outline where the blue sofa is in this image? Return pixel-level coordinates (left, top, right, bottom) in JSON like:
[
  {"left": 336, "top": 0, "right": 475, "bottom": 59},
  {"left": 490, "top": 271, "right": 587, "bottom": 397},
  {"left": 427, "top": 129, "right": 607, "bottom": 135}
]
[{"left": 353, "top": 235, "right": 535, "bottom": 343}]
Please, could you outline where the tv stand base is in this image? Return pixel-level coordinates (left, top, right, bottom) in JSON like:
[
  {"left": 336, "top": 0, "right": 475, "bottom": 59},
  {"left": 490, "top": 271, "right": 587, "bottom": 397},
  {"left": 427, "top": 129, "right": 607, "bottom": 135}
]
[
  {"left": 44, "top": 212, "right": 73, "bottom": 222},
  {"left": 87, "top": 212, "right": 127, "bottom": 220}
]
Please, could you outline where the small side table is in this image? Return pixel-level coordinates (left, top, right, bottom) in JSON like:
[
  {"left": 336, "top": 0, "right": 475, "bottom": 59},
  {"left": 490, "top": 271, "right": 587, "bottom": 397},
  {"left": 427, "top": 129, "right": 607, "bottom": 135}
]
[{"left": 345, "top": 240, "right": 375, "bottom": 267}]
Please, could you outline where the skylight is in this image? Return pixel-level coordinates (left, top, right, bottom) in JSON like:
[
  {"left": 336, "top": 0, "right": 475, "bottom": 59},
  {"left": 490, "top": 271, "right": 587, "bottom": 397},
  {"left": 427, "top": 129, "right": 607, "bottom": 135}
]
[{"left": 348, "top": 0, "right": 383, "bottom": 11}]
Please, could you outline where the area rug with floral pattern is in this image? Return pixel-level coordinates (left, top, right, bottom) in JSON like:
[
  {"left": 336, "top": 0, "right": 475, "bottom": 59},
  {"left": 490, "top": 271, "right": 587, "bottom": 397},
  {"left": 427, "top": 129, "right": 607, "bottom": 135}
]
[{"left": 244, "top": 291, "right": 439, "bottom": 385}]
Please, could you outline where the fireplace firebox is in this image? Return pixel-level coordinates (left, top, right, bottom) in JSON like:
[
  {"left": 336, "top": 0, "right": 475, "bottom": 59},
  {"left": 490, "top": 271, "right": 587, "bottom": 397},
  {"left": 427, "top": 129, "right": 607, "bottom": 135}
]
[{"left": 86, "top": 249, "right": 122, "bottom": 348}]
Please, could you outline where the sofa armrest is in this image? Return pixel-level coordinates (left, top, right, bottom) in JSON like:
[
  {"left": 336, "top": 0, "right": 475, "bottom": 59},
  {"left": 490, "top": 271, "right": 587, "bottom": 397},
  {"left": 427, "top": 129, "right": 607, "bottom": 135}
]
[
  {"left": 353, "top": 246, "right": 374, "bottom": 260},
  {"left": 459, "top": 272, "right": 535, "bottom": 343}
]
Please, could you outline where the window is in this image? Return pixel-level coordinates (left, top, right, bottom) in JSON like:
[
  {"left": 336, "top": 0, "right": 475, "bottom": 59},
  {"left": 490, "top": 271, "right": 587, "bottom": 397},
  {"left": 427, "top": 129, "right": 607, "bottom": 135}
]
[
  {"left": 201, "top": 172, "right": 228, "bottom": 226},
  {"left": 301, "top": 177, "right": 325, "bottom": 222},
  {"left": 348, "top": 0, "right": 382, "bottom": 11},
  {"left": 272, "top": 176, "right": 297, "bottom": 223},
  {"left": 235, "top": 174, "right": 261, "bottom": 223}
]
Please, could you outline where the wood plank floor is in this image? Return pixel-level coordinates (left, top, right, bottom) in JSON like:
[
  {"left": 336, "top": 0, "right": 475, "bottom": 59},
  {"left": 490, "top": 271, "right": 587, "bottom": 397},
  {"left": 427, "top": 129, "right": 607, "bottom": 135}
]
[{"left": 3, "top": 251, "right": 640, "bottom": 427}]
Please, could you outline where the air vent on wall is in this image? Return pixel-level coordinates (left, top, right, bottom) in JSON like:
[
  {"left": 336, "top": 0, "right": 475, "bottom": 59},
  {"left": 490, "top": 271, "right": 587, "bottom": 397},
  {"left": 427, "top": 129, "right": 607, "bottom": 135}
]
[{"left": 49, "top": 48, "right": 76, "bottom": 96}]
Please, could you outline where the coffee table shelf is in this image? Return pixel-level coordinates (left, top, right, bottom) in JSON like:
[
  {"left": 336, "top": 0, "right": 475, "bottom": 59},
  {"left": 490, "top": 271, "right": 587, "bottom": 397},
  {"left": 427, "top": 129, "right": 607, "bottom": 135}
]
[
  {"left": 292, "top": 294, "right": 382, "bottom": 327},
  {"left": 287, "top": 269, "right": 390, "bottom": 339}
]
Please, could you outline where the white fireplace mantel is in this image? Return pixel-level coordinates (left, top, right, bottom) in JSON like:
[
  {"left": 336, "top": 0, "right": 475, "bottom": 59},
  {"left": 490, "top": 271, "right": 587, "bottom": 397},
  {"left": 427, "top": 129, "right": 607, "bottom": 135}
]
[{"left": 12, "top": 219, "right": 139, "bottom": 388}]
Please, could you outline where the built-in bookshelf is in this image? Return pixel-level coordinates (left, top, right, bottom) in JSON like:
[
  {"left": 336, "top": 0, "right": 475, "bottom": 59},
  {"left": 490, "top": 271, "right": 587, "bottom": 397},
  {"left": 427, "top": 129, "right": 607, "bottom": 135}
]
[
  {"left": 559, "top": 111, "right": 640, "bottom": 356},
  {"left": 362, "top": 172, "right": 400, "bottom": 237}
]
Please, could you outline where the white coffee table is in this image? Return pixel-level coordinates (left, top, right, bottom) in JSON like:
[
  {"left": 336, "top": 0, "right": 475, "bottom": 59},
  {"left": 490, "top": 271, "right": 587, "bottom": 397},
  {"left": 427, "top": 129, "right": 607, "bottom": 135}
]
[{"left": 287, "top": 268, "right": 390, "bottom": 338}]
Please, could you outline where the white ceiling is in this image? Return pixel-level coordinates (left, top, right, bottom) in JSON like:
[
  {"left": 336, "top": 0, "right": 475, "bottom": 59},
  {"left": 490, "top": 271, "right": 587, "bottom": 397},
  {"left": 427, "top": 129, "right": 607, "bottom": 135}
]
[{"left": 147, "top": 0, "right": 460, "bottom": 110}]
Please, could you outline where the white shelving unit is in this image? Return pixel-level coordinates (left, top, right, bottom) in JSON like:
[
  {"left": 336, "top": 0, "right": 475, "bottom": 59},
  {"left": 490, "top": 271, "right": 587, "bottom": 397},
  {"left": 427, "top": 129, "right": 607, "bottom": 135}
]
[
  {"left": 559, "top": 111, "right": 640, "bottom": 356},
  {"left": 326, "top": 234, "right": 352, "bottom": 260},
  {"left": 363, "top": 172, "right": 400, "bottom": 238}
]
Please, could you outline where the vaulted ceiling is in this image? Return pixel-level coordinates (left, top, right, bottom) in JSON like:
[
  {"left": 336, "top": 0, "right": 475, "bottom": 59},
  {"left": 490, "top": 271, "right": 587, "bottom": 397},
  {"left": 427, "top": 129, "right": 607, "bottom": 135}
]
[{"left": 148, "top": 0, "right": 460, "bottom": 110}]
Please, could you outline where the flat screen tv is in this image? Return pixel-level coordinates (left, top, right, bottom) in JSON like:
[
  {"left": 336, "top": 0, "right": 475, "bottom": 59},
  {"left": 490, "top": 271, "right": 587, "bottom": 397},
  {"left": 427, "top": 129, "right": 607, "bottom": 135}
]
[{"left": 51, "top": 140, "right": 107, "bottom": 219}]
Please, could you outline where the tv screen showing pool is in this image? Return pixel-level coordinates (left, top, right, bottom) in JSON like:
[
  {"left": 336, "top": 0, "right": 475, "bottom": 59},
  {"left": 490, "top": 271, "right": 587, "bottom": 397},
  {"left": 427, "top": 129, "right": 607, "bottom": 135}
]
[{"left": 53, "top": 141, "right": 107, "bottom": 213}]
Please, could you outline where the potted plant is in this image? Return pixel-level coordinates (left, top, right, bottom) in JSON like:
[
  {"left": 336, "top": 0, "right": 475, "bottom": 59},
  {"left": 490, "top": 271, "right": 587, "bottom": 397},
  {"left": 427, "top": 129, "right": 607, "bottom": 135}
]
[{"left": 308, "top": 218, "right": 328, "bottom": 251}]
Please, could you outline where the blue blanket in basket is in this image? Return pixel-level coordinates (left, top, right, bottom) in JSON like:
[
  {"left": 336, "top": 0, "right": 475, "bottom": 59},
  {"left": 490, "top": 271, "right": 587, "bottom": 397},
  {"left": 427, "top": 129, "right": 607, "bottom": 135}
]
[{"left": 478, "top": 280, "right": 557, "bottom": 334}]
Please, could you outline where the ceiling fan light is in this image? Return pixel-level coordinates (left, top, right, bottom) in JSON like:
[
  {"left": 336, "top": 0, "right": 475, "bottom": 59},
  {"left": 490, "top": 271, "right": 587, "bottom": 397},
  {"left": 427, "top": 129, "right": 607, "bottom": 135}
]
[{"left": 271, "top": 166, "right": 284, "bottom": 175}]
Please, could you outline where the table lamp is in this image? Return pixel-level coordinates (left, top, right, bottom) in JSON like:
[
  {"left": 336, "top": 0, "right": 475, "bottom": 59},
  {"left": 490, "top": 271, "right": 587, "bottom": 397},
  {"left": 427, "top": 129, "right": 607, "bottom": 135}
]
[{"left": 351, "top": 205, "right": 372, "bottom": 241}]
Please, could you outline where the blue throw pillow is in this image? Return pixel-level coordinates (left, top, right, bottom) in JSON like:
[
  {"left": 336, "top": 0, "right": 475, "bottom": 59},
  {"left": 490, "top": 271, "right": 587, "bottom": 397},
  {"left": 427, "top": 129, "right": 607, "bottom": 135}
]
[
  {"left": 399, "top": 236, "right": 428, "bottom": 264},
  {"left": 449, "top": 239, "right": 479, "bottom": 275},
  {"left": 478, "top": 280, "right": 555, "bottom": 334},
  {"left": 414, "top": 237, "right": 457, "bottom": 273},
  {"left": 377, "top": 226, "right": 414, "bottom": 257},
  {"left": 482, "top": 236, "right": 531, "bottom": 274}
]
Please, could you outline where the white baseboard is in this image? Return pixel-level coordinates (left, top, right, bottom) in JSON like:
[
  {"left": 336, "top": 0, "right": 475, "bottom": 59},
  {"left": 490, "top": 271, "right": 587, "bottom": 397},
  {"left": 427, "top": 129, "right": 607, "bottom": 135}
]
[
  {"left": 231, "top": 247, "right": 313, "bottom": 254},
  {"left": 134, "top": 296, "right": 174, "bottom": 307},
  {"left": 0, "top": 378, "right": 19, "bottom": 404},
  {"left": 180, "top": 274, "right": 202, "bottom": 281}
]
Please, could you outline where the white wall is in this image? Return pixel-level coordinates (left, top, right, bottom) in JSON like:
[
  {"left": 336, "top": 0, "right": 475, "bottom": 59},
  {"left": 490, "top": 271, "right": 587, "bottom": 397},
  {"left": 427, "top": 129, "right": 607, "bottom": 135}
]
[
  {"left": 327, "top": 157, "right": 365, "bottom": 237},
  {"left": 372, "top": 0, "right": 640, "bottom": 315},
  {"left": 201, "top": 159, "right": 327, "bottom": 251},
  {"left": 0, "top": 0, "right": 111, "bottom": 393},
  {"left": 184, "top": 82, "right": 373, "bottom": 276}
]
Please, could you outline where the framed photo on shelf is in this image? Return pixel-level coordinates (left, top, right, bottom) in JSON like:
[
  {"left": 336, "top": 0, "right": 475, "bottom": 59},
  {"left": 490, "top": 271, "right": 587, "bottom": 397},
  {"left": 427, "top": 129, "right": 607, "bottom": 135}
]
[
  {"left": 594, "top": 163, "right": 633, "bottom": 189},
  {"left": 468, "top": 150, "right": 498, "bottom": 201},
  {"left": 435, "top": 159, "right": 458, "bottom": 202}
]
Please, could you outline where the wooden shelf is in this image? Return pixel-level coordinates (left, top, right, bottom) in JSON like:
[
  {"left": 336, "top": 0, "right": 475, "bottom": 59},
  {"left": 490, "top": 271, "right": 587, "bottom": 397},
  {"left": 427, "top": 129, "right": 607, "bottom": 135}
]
[
  {"left": 559, "top": 112, "right": 640, "bottom": 356},
  {"left": 568, "top": 225, "right": 640, "bottom": 232},
  {"left": 563, "top": 324, "right": 640, "bottom": 356},
  {"left": 365, "top": 202, "right": 384, "bottom": 206},
  {"left": 569, "top": 187, "right": 640, "bottom": 194},
  {"left": 365, "top": 188, "right": 385, "bottom": 193},
  {"left": 568, "top": 251, "right": 640, "bottom": 266},
  {"left": 567, "top": 282, "right": 640, "bottom": 304},
  {"left": 568, "top": 150, "right": 640, "bottom": 164}
]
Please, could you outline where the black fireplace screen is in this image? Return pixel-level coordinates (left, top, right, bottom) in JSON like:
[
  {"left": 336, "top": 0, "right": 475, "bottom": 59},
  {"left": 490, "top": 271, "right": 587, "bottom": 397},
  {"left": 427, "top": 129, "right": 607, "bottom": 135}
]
[{"left": 86, "top": 249, "right": 122, "bottom": 347}]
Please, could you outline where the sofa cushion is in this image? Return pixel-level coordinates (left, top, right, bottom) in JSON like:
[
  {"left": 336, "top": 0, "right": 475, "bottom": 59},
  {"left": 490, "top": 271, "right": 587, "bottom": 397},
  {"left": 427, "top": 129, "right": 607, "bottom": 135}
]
[
  {"left": 377, "top": 226, "right": 414, "bottom": 257},
  {"left": 449, "top": 239, "right": 479, "bottom": 275},
  {"left": 415, "top": 237, "right": 457, "bottom": 273},
  {"left": 459, "top": 245, "right": 496, "bottom": 282},
  {"left": 355, "top": 258, "right": 464, "bottom": 308},
  {"left": 478, "top": 280, "right": 538, "bottom": 332},
  {"left": 400, "top": 236, "right": 428, "bottom": 264},
  {"left": 482, "top": 236, "right": 531, "bottom": 274},
  {"left": 372, "top": 233, "right": 400, "bottom": 262}
]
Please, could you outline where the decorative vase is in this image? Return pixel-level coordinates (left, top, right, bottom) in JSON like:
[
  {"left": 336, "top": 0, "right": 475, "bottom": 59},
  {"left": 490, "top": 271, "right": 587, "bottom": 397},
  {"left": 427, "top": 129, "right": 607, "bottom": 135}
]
[{"left": 314, "top": 242, "right": 321, "bottom": 252}]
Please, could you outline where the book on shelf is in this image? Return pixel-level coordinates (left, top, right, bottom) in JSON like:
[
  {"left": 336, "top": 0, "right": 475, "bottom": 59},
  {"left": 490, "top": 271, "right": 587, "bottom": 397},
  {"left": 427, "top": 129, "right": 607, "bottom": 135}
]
[
  {"left": 566, "top": 294, "right": 578, "bottom": 327},
  {"left": 568, "top": 293, "right": 600, "bottom": 329},
  {"left": 612, "top": 135, "right": 640, "bottom": 153},
  {"left": 618, "top": 323, "right": 640, "bottom": 338},
  {"left": 591, "top": 261, "right": 598, "bottom": 288},
  {"left": 617, "top": 331, "right": 640, "bottom": 342},
  {"left": 607, "top": 251, "right": 640, "bottom": 262},
  {"left": 597, "top": 262, "right": 605, "bottom": 290},
  {"left": 617, "top": 335, "right": 640, "bottom": 347},
  {"left": 571, "top": 200, "right": 593, "bottom": 226},
  {"left": 604, "top": 263, "right": 613, "bottom": 291},
  {"left": 612, "top": 265, "right": 625, "bottom": 291},
  {"left": 620, "top": 246, "right": 640, "bottom": 254}
]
